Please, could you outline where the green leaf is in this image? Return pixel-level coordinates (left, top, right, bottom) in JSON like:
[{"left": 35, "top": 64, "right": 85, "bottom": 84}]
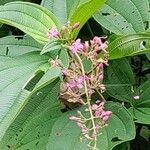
[
  {"left": 70, "top": 0, "right": 107, "bottom": 38},
  {"left": 0, "top": 2, "right": 61, "bottom": 44},
  {"left": 59, "top": 48, "right": 70, "bottom": 68},
  {"left": 106, "top": 59, "right": 135, "bottom": 102},
  {"left": 0, "top": 52, "right": 49, "bottom": 142},
  {"left": 41, "top": 0, "right": 79, "bottom": 24},
  {"left": 108, "top": 33, "right": 150, "bottom": 60},
  {"left": 0, "top": 78, "right": 62, "bottom": 150},
  {"left": 0, "top": 35, "right": 43, "bottom": 57},
  {"left": 129, "top": 79, "right": 150, "bottom": 124},
  {"left": 40, "top": 39, "right": 61, "bottom": 56},
  {"left": 47, "top": 102, "right": 135, "bottom": 150},
  {"left": 94, "top": 0, "right": 148, "bottom": 35}
]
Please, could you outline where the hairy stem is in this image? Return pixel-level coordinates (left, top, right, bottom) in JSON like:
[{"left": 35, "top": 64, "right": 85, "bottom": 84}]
[{"left": 75, "top": 53, "right": 97, "bottom": 150}]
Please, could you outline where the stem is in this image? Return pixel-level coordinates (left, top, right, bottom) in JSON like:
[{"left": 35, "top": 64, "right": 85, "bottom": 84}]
[
  {"left": 75, "top": 53, "right": 97, "bottom": 150},
  {"left": 95, "top": 89, "right": 106, "bottom": 102}
]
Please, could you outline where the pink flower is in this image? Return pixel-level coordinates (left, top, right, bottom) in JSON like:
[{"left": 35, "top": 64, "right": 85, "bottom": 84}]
[
  {"left": 133, "top": 95, "right": 140, "bottom": 100},
  {"left": 91, "top": 36, "right": 102, "bottom": 45},
  {"left": 102, "top": 116, "right": 110, "bottom": 122},
  {"left": 98, "top": 63, "right": 104, "bottom": 69},
  {"left": 69, "top": 116, "right": 81, "bottom": 121},
  {"left": 91, "top": 104, "right": 98, "bottom": 110},
  {"left": 66, "top": 80, "right": 77, "bottom": 88},
  {"left": 47, "top": 27, "right": 60, "bottom": 39},
  {"left": 95, "top": 110, "right": 102, "bottom": 117},
  {"left": 101, "top": 111, "right": 112, "bottom": 118},
  {"left": 95, "top": 124, "right": 101, "bottom": 130},
  {"left": 100, "top": 42, "right": 108, "bottom": 50},
  {"left": 73, "top": 22, "right": 80, "bottom": 29},
  {"left": 62, "top": 68, "right": 69, "bottom": 76},
  {"left": 98, "top": 74, "right": 104, "bottom": 80},
  {"left": 69, "top": 39, "right": 84, "bottom": 53}
]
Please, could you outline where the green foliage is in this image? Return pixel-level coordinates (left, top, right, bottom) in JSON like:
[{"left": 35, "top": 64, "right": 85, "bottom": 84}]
[
  {"left": 0, "top": 2, "right": 61, "bottom": 43},
  {"left": 93, "top": 0, "right": 149, "bottom": 35},
  {"left": 0, "top": 0, "right": 149, "bottom": 150},
  {"left": 0, "top": 36, "right": 43, "bottom": 57},
  {"left": 129, "top": 79, "right": 150, "bottom": 124},
  {"left": 106, "top": 59, "right": 135, "bottom": 102},
  {"left": 108, "top": 33, "right": 150, "bottom": 59},
  {"left": 0, "top": 78, "right": 62, "bottom": 150},
  {"left": 0, "top": 52, "right": 49, "bottom": 141},
  {"left": 40, "top": 39, "right": 62, "bottom": 55},
  {"left": 47, "top": 102, "right": 135, "bottom": 150}
]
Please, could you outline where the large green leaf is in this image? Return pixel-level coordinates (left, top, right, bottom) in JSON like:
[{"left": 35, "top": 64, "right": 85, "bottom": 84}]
[
  {"left": 47, "top": 102, "right": 135, "bottom": 150},
  {"left": 129, "top": 79, "right": 150, "bottom": 124},
  {"left": 94, "top": 0, "right": 148, "bottom": 35},
  {"left": 0, "top": 2, "right": 61, "bottom": 43},
  {"left": 0, "top": 36, "right": 43, "bottom": 57},
  {"left": 41, "top": 0, "right": 79, "bottom": 24},
  {"left": 108, "top": 33, "right": 150, "bottom": 60},
  {"left": 0, "top": 78, "right": 62, "bottom": 150},
  {"left": 106, "top": 59, "right": 135, "bottom": 102},
  {"left": 0, "top": 52, "right": 49, "bottom": 142}
]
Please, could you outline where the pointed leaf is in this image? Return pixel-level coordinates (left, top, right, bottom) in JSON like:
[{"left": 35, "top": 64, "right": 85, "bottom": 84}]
[
  {"left": 94, "top": 0, "right": 147, "bottom": 35},
  {"left": 70, "top": 0, "right": 107, "bottom": 38},
  {"left": 0, "top": 2, "right": 61, "bottom": 43},
  {"left": 106, "top": 59, "right": 135, "bottom": 102},
  {"left": 108, "top": 33, "right": 150, "bottom": 60},
  {"left": 40, "top": 39, "right": 61, "bottom": 56}
]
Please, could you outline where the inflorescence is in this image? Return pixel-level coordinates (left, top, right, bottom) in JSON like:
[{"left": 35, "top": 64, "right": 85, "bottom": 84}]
[{"left": 47, "top": 22, "right": 112, "bottom": 150}]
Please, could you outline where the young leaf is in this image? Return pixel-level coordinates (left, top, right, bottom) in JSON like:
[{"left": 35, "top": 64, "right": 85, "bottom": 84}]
[
  {"left": 69, "top": 0, "right": 107, "bottom": 38},
  {"left": 47, "top": 102, "right": 135, "bottom": 150},
  {"left": 40, "top": 39, "right": 61, "bottom": 56},
  {"left": 129, "top": 79, "right": 150, "bottom": 124},
  {"left": 106, "top": 59, "right": 135, "bottom": 102},
  {"left": 108, "top": 33, "right": 150, "bottom": 60},
  {"left": 0, "top": 78, "right": 62, "bottom": 150},
  {"left": 59, "top": 48, "right": 70, "bottom": 68},
  {"left": 0, "top": 35, "right": 43, "bottom": 57},
  {"left": 93, "top": 0, "right": 148, "bottom": 35},
  {"left": 0, "top": 2, "right": 62, "bottom": 43}
]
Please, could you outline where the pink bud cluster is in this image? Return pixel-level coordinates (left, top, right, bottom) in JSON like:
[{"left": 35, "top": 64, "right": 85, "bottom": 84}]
[
  {"left": 69, "top": 101, "right": 112, "bottom": 140},
  {"left": 47, "top": 27, "right": 60, "bottom": 39},
  {"left": 47, "top": 22, "right": 80, "bottom": 40},
  {"left": 69, "top": 39, "right": 84, "bottom": 53},
  {"left": 91, "top": 101, "right": 112, "bottom": 122}
]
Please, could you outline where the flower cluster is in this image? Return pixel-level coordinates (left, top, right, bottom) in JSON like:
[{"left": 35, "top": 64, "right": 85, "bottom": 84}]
[
  {"left": 69, "top": 101, "right": 112, "bottom": 140},
  {"left": 47, "top": 22, "right": 112, "bottom": 149}
]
